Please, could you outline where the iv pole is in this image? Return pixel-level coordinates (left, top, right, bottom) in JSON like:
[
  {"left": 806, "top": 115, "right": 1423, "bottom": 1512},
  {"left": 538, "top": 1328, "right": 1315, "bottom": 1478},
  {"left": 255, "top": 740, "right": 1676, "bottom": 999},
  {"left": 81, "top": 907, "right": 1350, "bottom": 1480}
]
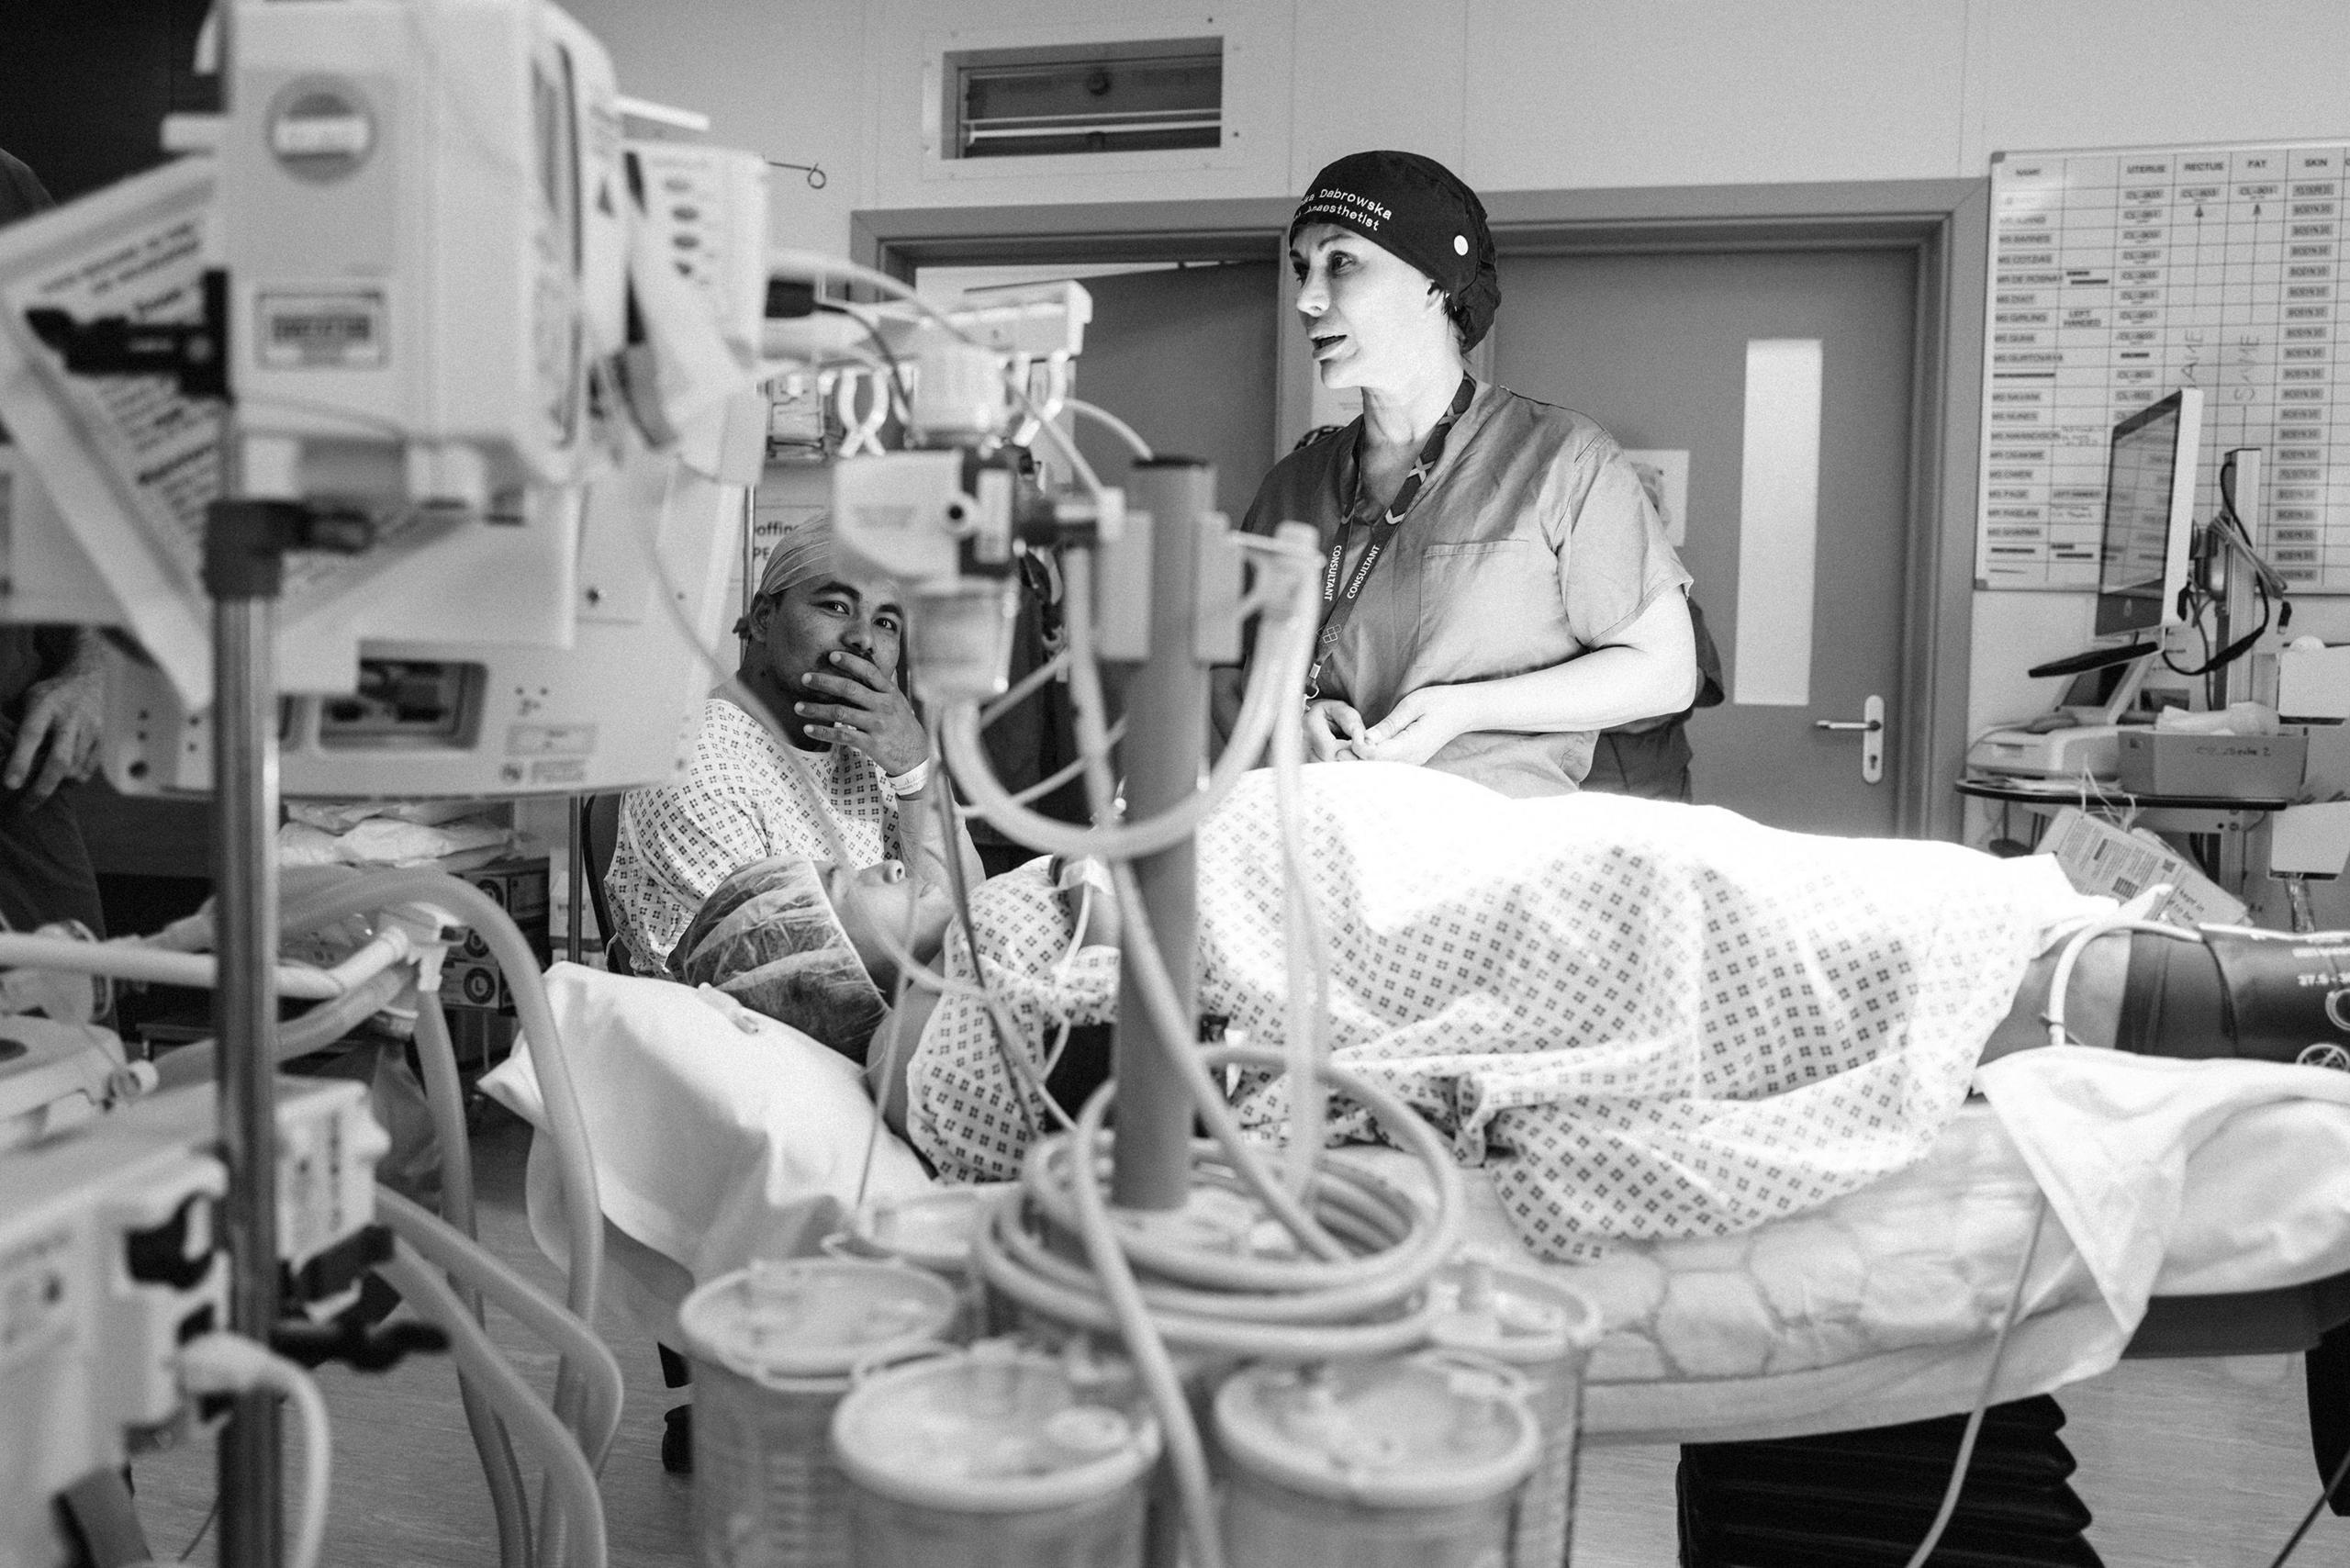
[{"left": 207, "top": 9, "right": 288, "bottom": 1562}]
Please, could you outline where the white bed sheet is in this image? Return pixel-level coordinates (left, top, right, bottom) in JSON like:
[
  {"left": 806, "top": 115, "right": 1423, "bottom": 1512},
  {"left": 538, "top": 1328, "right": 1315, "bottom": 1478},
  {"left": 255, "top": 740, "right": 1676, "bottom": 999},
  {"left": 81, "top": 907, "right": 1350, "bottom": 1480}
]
[{"left": 488, "top": 967, "right": 2350, "bottom": 1446}]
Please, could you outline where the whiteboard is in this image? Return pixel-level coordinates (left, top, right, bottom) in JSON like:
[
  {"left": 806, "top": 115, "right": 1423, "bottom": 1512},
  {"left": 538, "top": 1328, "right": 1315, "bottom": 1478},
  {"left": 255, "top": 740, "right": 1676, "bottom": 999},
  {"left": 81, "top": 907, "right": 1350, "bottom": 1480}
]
[{"left": 1976, "top": 141, "right": 2345, "bottom": 592}]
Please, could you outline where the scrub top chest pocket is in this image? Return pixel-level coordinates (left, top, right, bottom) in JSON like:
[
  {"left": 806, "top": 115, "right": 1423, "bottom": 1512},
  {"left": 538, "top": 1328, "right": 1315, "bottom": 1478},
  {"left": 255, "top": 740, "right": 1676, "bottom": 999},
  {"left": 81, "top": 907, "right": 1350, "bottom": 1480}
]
[{"left": 1413, "top": 535, "right": 1574, "bottom": 679}]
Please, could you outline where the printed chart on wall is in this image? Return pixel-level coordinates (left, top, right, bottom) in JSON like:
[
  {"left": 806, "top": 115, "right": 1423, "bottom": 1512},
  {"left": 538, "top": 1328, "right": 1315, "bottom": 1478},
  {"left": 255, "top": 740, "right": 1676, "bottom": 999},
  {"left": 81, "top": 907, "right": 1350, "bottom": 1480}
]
[{"left": 1977, "top": 141, "right": 2346, "bottom": 591}]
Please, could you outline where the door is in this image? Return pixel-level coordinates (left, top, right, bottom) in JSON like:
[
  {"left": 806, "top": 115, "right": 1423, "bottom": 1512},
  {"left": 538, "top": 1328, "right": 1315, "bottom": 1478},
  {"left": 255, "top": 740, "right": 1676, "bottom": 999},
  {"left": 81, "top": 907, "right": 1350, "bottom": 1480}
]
[
  {"left": 1494, "top": 248, "right": 1918, "bottom": 835},
  {"left": 1058, "top": 261, "right": 1280, "bottom": 516}
]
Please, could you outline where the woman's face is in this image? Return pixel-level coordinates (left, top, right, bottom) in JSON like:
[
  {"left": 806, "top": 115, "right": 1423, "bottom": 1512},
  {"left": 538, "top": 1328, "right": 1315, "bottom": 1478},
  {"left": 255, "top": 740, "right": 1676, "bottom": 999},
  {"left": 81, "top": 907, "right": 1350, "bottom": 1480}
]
[{"left": 1288, "top": 221, "right": 1452, "bottom": 393}]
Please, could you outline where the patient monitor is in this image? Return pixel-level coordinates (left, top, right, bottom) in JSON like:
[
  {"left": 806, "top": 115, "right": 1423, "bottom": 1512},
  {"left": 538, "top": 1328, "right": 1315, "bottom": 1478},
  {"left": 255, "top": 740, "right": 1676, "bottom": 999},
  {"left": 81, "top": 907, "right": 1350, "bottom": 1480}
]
[{"left": 1968, "top": 389, "right": 2205, "bottom": 781}]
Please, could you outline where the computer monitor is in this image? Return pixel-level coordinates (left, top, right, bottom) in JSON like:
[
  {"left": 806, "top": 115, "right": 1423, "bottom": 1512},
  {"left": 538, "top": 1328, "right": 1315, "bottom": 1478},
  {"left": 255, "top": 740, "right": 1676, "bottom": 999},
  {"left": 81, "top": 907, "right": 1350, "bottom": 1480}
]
[{"left": 2093, "top": 386, "right": 2203, "bottom": 640}]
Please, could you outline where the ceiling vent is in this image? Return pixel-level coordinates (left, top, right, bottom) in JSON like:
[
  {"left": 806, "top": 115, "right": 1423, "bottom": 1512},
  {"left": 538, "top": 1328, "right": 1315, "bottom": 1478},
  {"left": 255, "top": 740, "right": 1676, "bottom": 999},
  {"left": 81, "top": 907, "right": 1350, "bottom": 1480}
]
[{"left": 942, "top": 37, "right": 1222, "bottom": 160}]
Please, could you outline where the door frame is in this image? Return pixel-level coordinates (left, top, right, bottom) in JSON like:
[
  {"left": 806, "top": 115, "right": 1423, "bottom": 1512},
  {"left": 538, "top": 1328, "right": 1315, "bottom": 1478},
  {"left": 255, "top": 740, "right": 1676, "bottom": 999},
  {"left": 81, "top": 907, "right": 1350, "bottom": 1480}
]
[{"left": 854, "top": 177, "right": 1989, "bottom": 841}]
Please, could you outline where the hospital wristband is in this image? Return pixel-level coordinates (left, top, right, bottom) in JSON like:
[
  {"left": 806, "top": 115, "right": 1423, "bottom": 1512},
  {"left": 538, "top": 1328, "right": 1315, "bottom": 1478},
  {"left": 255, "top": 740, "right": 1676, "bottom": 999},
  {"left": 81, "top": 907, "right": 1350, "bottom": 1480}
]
[{"left": 885, "top": 759, "right": 932, "bottom": 798}]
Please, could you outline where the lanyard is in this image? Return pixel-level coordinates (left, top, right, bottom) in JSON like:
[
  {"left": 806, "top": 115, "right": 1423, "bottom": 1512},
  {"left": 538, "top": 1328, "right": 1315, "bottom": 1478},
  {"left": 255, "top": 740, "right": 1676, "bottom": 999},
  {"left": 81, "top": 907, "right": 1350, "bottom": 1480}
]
[{"left": 1304, "top": 375, "right": 1476, "bottom": 700}]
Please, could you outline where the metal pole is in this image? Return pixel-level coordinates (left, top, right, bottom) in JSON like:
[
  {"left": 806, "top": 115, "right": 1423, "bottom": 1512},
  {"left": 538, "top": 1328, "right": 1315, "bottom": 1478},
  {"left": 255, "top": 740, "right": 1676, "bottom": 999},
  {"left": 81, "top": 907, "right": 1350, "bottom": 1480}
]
[
  {"left": 1110, "top": 460, "right": 1214, "bottom": 1212},
  {"left": 214, "top": 588, "right": 284, "bottom": 1568}
]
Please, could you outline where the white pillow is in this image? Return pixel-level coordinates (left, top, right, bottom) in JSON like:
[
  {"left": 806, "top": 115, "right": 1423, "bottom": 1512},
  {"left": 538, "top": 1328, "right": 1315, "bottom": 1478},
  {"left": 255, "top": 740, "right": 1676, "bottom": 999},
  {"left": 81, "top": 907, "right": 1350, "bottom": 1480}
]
[{"left": 479, "top": 962, "right": 932, "bottom": 1284}]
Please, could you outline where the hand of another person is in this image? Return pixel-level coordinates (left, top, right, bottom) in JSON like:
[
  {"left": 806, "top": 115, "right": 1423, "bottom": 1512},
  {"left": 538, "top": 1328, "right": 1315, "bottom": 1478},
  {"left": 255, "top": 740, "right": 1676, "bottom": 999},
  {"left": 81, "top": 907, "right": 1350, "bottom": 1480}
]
[
  {"left": 1355, "top": 686, "right": 1467, "bottom": 767},
  {"left": 5, "top": 665, "right": 105, "bottom": 808},
  {"left": 798, "top": 650, "right": 930, "bottom": 778},
  {"left": 1304, "top": 698, "right": 1369, "bottom": 762}
]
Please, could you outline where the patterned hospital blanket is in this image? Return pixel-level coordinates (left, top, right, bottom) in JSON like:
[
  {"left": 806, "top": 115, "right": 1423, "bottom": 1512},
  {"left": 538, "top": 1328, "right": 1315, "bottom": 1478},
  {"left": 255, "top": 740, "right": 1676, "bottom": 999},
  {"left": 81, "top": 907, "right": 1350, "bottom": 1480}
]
[{"left": 908, "top": 763, "right": 2091, "bottom": 1261}]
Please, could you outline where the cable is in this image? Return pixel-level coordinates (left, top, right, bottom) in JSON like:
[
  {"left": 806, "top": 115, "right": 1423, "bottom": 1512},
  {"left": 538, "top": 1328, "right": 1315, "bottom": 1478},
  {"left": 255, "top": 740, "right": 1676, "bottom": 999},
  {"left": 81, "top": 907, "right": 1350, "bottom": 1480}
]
[
  {"left": 1898, "top": 1196, "right": 2052, "bottom": 1568},
  {"left": 2266, "top": 1436, "right": 2350, "bottom": 1566},
  {"left": 2042, "top": 897, "right": 2202, "bottom": 1050},
  {"left": 177, "top": 1334, "right": 332, "bottom": 1568},
  {"left": 174, "top": 1499, "right": 217, "bottom": 1561}
]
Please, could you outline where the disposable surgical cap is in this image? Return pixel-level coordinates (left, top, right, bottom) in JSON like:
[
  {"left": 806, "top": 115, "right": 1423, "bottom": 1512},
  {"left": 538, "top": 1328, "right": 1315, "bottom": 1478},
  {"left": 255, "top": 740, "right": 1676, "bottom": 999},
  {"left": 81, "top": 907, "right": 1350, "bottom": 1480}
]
[
  {"left": 736, "top": 514, "right": 836, "bottom": 636},
  {"left": 1289, "top": 149, "right": 1501, "bottom": 350}
]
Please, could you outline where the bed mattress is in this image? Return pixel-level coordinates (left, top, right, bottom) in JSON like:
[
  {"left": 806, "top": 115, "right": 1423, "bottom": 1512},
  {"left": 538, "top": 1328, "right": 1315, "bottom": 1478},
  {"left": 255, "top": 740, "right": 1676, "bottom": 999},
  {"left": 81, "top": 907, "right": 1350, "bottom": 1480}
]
[{"left": 488, "top": 966, "right": 2350, "bottom": 1445}]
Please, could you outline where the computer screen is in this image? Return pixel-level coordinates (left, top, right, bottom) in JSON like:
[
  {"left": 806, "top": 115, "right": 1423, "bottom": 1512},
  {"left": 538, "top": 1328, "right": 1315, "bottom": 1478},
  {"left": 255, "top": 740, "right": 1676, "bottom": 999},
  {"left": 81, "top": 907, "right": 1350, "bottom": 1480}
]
[{"left": 2093, "top": 387, "right": 2202, "bottom": 639}]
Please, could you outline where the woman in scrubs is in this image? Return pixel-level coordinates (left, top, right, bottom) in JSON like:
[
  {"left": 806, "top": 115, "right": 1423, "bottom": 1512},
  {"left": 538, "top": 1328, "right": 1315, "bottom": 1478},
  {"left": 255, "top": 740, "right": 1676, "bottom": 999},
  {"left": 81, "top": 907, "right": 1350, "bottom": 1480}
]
[{"left": 1241, "top": 150, "right": 1700, "bottom": 797}]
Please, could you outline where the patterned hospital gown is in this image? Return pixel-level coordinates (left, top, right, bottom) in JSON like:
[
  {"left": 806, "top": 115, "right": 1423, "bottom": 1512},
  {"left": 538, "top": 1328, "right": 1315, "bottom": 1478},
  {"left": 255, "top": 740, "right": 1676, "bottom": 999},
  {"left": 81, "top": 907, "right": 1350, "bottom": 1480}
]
[
  {"left": 605, "top": 698, "right": 903, "bottom": 970},
  {"left": 907, "top": 763, "right": 2091, "bottom": 1262}
]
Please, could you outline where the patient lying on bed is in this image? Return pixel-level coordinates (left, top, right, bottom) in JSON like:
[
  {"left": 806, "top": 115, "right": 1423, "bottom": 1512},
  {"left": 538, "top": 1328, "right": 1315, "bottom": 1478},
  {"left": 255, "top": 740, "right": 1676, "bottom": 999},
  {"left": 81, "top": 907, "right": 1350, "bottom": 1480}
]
[{"left": 686, "top": 760, "right": 2350, "bottom": 1263}]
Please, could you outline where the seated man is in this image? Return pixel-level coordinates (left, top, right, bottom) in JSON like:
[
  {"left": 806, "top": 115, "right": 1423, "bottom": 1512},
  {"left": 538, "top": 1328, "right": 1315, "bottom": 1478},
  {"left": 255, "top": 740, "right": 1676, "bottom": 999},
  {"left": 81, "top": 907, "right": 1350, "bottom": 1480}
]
[{"left": 603, "top": 516, "right": 980, "bottom": 1058}]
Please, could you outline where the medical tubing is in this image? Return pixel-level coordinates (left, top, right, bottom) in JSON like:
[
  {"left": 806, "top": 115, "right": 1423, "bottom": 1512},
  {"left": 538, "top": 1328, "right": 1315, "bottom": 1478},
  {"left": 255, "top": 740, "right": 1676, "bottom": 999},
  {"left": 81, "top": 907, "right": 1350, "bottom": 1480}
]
[
  {"left": 1062, "top": 397, "right": 1156, "bottom": 462},
  {"left": 412, "top": 992, "right": 479, "bottom": 1242},
  {"left": 261, "top": 873, "right": 601, "bottom": 1308},
  {"left": 410, "top": 994, "right": 534, "bottom": 1568},
  {"left": 1900, "top": 1197, "right": 2052, "bottom": 1568},
  {"left": 0, "top": 932, "right": 348, "bottom": 999},
  {"left": 258, "top": 872, "right": 604, "bottom": 1478},
  {"left": 935, "top": 540, "right": 1317, "bottom": 861},
  {"left": 764, "top": 246, "right": 1107, "bottom": 502},
  {"left": 1059, "top": 543, "right": 1126, "bottom": 822},
  {"left": 926, "top": 743, "right": 1070, "bottom": 1138},
  {"left": 375, "top": 1188, "right": 625, "bottom": 1469},
  {"left": 1105, "top": 857, "right": 1347, "bottom": 1261},
  {"left": 1266, "top": 559, "right": 1329, "bottom": 1197},
  {"left": 380, "top": 1248, "right": 608, "bottom": 1568},
  {"left": 979, "top": 1049, "right": 1466, "bottom": 1568},
  {"left": 2043, "top": 904, "right": 2200, "bottom": 1048},
  {"left": 996, "top": 1047, "right": 1462, "bottom": 1315},
  {"left": 978, "top": 647, "right": 1070, "bottom": 729},
  {"left": 974, "top": 1054, "right": 1462, "bottom": 1346},
  {"left": 149, "top": 967, "right": 410, "bottom": 1092},
  {"left": 176, "top": 1333, "right": 331, "bottom": 1568},
  {"left": 1007, "top": 719, "right": 1126, "bottom": 807},
  {"left": 1062, "top": 1081, "right": 1226, "bottom": 1568}
]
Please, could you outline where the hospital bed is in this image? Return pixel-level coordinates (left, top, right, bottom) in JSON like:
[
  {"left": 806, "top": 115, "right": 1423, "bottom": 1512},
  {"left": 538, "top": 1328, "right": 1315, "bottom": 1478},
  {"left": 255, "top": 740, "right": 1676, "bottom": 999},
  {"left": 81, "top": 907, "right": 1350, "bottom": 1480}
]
[{"left": 481, "top": 962, "right": 2350, "bottom": 1466}]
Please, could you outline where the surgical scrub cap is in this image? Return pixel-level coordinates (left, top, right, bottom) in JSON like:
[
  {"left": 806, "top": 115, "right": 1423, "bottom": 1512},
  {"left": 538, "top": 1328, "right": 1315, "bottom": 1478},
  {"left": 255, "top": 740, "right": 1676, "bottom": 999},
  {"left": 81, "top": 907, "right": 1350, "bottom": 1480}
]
[
  {"left": 1290, "top": 150, "right": 1501, "bottom": 350},
  {"left": 735, "top": 514, "right": 836, "bottom": 636}
]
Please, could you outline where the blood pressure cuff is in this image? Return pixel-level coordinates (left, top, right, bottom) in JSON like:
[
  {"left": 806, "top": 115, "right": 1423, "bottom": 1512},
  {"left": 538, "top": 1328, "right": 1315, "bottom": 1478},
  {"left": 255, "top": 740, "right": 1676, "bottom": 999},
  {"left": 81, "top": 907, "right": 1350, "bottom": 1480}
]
[
  {"left": 2120, "top": 926, "right": 2350, "bottom": 1071},
  {"left": 666, "top": 856, "right": 888, "bottom": 1064}
]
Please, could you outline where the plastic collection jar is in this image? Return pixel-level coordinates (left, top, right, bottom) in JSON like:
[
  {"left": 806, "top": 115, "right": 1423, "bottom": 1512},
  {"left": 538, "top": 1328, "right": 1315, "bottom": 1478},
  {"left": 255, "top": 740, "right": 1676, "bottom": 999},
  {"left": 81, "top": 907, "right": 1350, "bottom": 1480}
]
[
  {"left": 843, "top": 1183, "right": 1014, "bottom": 1338},
  {"left": 1426, "top": 1257, "right": 1603, "bottom": 1568},
  {"left": 678, "top": 1258, "right": 961, "bottom": 1568},
  {"left": 1211, "top": 1350, "right": 1540, "bottom": 1568},
  {"left": 830, "top": 1339, "right": 1162, "bottom": 1568}
]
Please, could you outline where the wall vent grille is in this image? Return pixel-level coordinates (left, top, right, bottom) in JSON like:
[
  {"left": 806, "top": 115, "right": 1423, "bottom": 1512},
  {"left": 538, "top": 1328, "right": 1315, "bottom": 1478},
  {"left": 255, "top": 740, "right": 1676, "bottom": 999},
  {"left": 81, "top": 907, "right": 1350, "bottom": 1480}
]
[{"left": 945, "top": 37, "right": 1222, "bottom": 160}]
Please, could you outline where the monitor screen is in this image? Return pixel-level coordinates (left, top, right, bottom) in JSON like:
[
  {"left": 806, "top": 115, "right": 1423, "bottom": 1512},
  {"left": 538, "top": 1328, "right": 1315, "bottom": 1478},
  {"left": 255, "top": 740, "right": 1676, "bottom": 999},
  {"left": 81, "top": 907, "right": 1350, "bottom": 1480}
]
[{"left": 2094, "top": 389, "right": 2201, "bottom": 639}]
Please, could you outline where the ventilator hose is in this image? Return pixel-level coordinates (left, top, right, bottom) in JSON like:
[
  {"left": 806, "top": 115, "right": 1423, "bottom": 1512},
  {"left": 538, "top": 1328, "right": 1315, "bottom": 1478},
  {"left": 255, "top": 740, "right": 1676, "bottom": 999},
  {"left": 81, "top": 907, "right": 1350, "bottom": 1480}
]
[{"left": 975, "top": 1046, "right": 1465, "bottom": 1568}]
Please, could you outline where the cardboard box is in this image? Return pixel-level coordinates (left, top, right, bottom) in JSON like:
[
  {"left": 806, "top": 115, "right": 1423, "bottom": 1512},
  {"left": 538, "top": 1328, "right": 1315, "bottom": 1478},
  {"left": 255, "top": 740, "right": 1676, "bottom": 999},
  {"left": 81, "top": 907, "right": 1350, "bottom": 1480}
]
[
  {"left": 437, "top": 856, "right": 551, "bottom": 1014},
  {"left": 2114, "top": 731, "right": 2306, "bottom": 799}
]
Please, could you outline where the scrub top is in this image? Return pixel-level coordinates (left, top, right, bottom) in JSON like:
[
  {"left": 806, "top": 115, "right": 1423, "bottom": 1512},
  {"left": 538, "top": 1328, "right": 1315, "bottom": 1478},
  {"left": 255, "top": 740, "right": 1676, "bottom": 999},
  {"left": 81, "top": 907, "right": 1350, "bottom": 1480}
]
[{"left": 1239, "top": 381, "right": 1692, "bottom": 797}]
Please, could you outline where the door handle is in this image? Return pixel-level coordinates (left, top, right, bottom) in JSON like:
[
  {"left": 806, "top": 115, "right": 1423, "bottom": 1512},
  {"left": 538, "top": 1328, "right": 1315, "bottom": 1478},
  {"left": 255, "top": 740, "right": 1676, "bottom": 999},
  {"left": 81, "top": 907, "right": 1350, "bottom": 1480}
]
[{"left": 1813, "top": 694, "right": 1886, "bottom": 784}]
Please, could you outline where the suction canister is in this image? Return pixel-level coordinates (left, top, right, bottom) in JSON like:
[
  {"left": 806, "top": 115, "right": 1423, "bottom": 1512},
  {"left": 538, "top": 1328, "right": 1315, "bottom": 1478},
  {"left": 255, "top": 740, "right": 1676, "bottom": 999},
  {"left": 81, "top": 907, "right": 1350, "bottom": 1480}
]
[
  {"left": 1213, "top": 1351, "right": 1539, "bottom": 1568},
  {"left": 679, "top": 1258, "right": 962, "bottom": 1568},
  {"left": 843, "top": 1182, "right": 1013, "bottom": 1336},
  {"left": 1427, "top": 1257, "right": 1602, "bottom": 1568},
  {"left": 830, "top": 1338, "right": 1161, "bottom": 1568}
]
